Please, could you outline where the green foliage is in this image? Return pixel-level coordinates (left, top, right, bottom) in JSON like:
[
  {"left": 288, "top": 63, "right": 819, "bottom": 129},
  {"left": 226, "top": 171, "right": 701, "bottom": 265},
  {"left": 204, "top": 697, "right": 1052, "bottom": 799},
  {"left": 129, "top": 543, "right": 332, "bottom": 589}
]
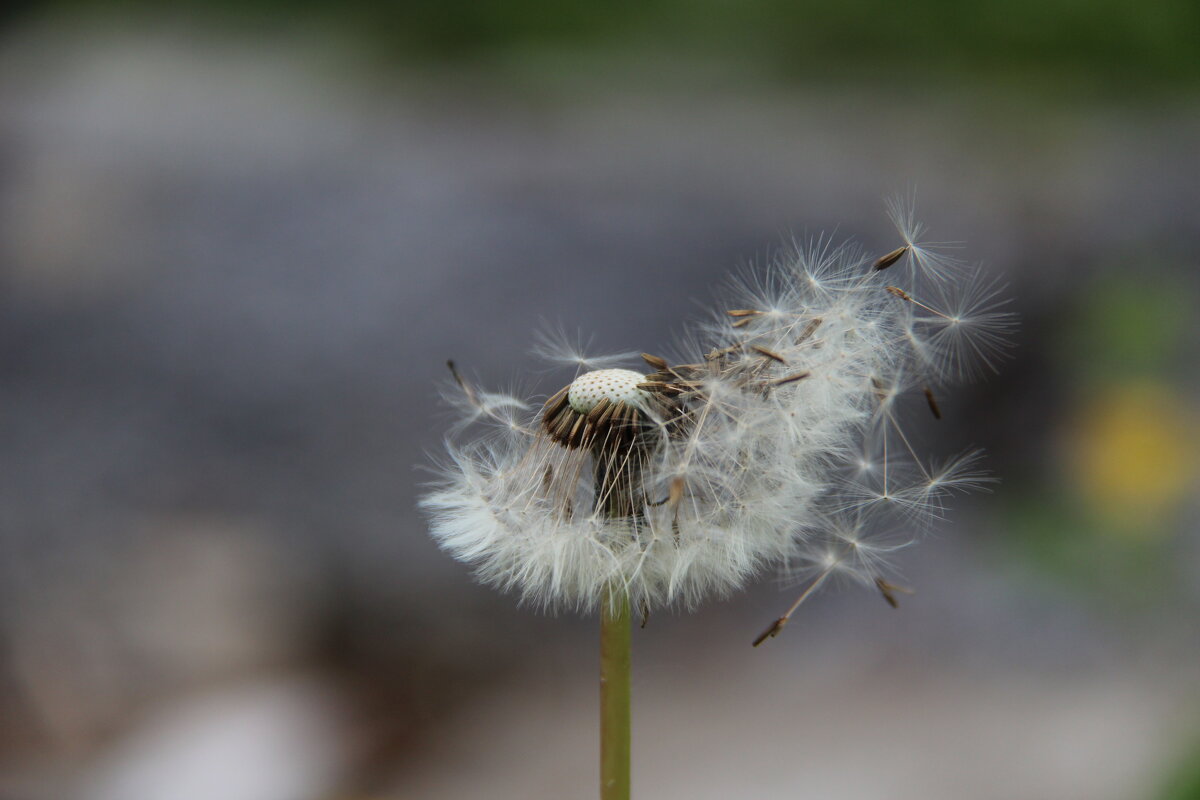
[
  {"left": 1002, "top": 490, "right": 1172, "bottom": 610},
  {"left": 1157, "top": 735, "right": 1200, "bottom": 800},
  {"left": 22, "top": 0, "right": 1200, "bottom": 92},
  {"left": 1061, "top": 275, "right": 1192, "bottom": 381}
]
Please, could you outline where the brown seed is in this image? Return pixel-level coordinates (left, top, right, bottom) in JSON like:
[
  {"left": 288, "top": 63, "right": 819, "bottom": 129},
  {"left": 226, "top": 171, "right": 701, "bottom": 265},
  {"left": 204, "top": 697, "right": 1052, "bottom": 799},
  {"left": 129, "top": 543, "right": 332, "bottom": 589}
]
[
  {"left": 752, "top": 617, "right": 787, "bottom": 647},
  {"left": 621, "top": 404, "right": 639, "bottom": 428},
  {"left": 875, "top": 577, "right": 913, "bottom": 608},
  {"left": 447, "top": 360, "right": 478, "bottom": 405},
  {"left": 923, "top": 386, "right": 943, "bottom": 420},
  {"left": 873, "top": 245, "right": 909, "bottom": 271},
  {"left": 587, "top": 397, "right": 612, "bottom": 423},
  {"left": 726, "top": 309, "right": 763, "bottom": 317},
  {"left": 542, "top": 386, "right": 570, "bottom": 421},
  {"left": 596, "top": 401, "right": 618, "bottom": 428},
  {"left": 751, "top": 345, "right": 787, "bottom": 364},
  {"left": 731, "top": 317, "right": 755, "bottom": 328},
  {"left": 886, "top": 286, "right": 912, "bottom": 301},
  {"left": 543, "top": 400, "right": 574, "bottom": 434},
  {"left": 796, "top": 317, "right": 823, "bottom": 343},
  {"left": 447, "top": 360, "right": 464, "bottom": 387},
  {"left": 610, "top": 403, "right": 632, "bottom": 433},
  {"left": 568, "top": 415, "right": 587, "bottom": 447},
  {"left": 770, "top": 371, "right": 811, "bottom": 386},
  {"left": 642, "top": 353, "right": 668, "bottom": 370},
  {"left": 706, "top": 344, "right": 742, "bottom": 361},
  {"left": 543, "top": 383, "right": 569, "bottom": 407},
  {"left": 553, "top": 409, "right": 577, "bottom": 440}
]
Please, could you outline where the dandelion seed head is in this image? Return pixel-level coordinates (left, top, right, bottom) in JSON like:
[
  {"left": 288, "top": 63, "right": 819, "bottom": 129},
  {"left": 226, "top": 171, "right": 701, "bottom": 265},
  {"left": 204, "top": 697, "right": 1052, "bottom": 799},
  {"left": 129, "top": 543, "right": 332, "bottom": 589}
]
[{"left": 421, "top": 204, "right": 1011, "bottom": 617}]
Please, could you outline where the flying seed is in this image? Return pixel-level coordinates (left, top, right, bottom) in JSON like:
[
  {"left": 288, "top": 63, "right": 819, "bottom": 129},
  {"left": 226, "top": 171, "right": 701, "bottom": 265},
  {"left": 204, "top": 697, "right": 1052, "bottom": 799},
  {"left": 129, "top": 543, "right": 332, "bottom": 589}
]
[
  {"left": 923, "top": 386, "right": 942, "bottom": 420},
  {"left": 873, "top": 245, "right": 909, "bottom": 271}
]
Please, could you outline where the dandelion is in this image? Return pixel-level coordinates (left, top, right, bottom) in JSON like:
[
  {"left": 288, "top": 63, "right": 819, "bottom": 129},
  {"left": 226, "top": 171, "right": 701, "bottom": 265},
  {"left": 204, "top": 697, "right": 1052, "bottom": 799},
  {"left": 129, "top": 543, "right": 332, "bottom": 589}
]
[{"left": 419, "top": 200, "right": 1011, "bottom": 799}]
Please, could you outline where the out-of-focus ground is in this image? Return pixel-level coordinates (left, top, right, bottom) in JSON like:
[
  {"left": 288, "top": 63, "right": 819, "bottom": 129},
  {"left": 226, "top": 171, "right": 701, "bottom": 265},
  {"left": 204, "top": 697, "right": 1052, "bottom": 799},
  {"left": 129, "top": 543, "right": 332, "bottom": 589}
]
[{"left": 1, "top": 11, "right": 1199, "bottom": 800}]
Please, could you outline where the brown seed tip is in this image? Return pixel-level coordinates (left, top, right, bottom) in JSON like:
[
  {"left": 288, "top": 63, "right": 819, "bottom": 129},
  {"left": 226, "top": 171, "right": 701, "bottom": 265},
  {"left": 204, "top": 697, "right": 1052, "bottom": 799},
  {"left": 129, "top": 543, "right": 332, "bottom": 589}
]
[
  {"left": 726, "top": 309, "right": 763, "bottom": 317},
  {"left": 885, "top": 286, "right": 911, "bottom": 301},
  {"left": 873, "top": 245, "right": 909, "bottom": 271},
  {"left": 642, "top": 353, "right": 668, "bottom": 370},
  {"left": 752, "top": 617, "right": 788, "bottom": 647}
]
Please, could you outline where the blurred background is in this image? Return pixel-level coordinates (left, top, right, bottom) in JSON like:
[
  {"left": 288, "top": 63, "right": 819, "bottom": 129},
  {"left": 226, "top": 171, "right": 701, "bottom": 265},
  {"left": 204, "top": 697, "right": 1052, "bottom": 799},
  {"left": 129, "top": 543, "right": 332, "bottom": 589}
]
[{"left": 1, "top": 2, "right": 1199, "bottom": 798}]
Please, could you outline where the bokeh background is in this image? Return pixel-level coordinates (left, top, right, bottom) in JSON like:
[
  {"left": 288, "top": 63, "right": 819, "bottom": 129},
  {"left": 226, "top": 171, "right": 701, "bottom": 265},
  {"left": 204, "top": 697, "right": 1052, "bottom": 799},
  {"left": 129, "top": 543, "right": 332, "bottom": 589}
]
[{"left": 1, "top": 2, "right": 1199, "bottom": 798}]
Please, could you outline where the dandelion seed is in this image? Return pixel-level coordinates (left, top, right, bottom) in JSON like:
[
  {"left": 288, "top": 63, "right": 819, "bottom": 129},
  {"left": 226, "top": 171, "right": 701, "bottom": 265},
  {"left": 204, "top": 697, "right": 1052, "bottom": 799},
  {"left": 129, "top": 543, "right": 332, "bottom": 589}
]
[
  {"left": 918, "top": 271, "right": 1018, "bottom": 381},
  {"left": 884, "top": 192, "right": 966, "bottom": 283}
]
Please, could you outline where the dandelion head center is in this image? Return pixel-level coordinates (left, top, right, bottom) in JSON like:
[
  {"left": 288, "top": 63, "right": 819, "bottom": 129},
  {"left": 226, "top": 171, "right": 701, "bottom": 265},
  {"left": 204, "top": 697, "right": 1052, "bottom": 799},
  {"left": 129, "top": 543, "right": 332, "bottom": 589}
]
[{"left": 567, "top": 369, "right": 649, "bottom": 414}]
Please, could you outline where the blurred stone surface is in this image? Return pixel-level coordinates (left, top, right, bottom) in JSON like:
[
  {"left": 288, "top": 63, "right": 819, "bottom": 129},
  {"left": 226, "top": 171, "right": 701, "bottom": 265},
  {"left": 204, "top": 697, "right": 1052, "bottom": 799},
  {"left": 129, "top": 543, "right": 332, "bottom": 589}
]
[
  {"left": 77, "top": 677, "right": 350, "bottom": 800},
  {"left": 389, "top": 630, "right": 1192, "bottom": 800}
]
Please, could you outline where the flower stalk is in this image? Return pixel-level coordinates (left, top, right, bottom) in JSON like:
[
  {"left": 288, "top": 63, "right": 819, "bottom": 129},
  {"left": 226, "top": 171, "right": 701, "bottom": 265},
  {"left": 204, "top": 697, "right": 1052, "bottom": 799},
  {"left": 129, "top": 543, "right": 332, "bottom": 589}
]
[{"left": 599, "top": 585, "right": 632, "bottom": 800}]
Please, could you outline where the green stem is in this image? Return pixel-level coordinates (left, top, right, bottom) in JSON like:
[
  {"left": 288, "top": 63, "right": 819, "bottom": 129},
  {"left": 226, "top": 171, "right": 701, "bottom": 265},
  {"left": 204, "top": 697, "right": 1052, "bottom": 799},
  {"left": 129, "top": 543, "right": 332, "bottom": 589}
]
[{"left": 600, "top": 586, "right": 632, "bottom": 800}]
